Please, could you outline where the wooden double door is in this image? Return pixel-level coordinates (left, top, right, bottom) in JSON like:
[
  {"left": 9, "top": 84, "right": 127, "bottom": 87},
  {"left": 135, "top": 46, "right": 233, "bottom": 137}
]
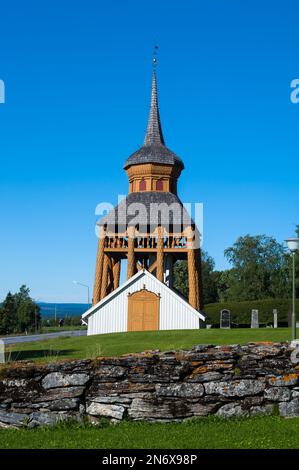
[{"left": 128, "top": 289, "right": 160, "bottom": 331}]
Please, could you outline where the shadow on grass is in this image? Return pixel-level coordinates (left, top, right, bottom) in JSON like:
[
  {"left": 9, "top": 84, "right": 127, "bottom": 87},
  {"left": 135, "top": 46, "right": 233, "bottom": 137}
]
[{"left": 6, "top": 349, "right": 77, "bottom": 362}]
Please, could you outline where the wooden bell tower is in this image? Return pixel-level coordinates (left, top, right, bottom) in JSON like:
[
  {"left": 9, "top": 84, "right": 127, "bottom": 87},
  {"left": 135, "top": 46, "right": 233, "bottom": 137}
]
[{"left": 92, "top": 62, "right": 203, "bottom": 311}]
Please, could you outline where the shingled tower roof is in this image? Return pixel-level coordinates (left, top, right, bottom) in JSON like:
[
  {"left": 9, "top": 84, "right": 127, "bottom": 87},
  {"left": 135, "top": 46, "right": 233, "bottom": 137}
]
[
  {"left": 144, "top": 70, "right": 165, "bottom": 146},
  {"left": 123, "top": 67, "right": 184, "bottom": 170}
]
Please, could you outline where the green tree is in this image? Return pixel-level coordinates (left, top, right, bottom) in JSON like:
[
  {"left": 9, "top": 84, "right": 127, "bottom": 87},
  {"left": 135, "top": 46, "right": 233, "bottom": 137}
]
[
  {"left": 173, "top": 251, "right": 219, "bottom": 304},
  {"left": 173, "top": 260, "right": 188, "bottom": 298},
  {"left": 214, "top": 270, "right": 233, "bottom": 302},
  {"left": 202, "top": 254, "right": 219, "bottom": 304},
  {"left": 14, "top": 285, "right": 31, "bottom": 306},
  {"left": 0, "top": 285, "right": 41, "bottom": 334},
  {"left": 223, "top": 234, "right": 289, "bottom": 301},
  {"left": 14, "top": 285, "right": 41, "bottom": 333},
  {"left": 0, "top": 292, "right": 16, "bottom": 334}
]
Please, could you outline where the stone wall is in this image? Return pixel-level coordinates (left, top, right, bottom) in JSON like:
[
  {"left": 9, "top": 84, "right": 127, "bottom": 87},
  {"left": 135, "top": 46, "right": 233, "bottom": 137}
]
[{"left": 1, "top": 342, "right": 299, "bottom": 428}]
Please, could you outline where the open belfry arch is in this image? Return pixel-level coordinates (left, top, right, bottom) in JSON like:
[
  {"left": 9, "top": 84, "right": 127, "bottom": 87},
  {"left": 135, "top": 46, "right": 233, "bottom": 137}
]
[{"left": 90, "top": 59, "right": 204, "bottom": 332}]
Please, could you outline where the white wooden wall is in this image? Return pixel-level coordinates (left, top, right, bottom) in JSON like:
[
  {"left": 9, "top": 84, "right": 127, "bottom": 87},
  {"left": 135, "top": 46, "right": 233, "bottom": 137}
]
[{"left": 87, "top": 272, "right": 201, "bottom": 335}]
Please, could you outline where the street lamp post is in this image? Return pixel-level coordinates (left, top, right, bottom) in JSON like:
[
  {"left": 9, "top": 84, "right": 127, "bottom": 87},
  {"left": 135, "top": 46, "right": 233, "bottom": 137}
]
[
  {"left": 73, "top": 281, "right": 90, "bottom": 308},
  {"left": 285, "top": 238, "right": 299, "bottom": 342}
]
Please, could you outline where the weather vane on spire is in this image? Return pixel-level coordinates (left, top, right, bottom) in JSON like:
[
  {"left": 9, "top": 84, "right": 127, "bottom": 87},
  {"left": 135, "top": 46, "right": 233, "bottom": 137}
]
[{"left": 153, "top": 42, "right": 158, "bottom": 68}]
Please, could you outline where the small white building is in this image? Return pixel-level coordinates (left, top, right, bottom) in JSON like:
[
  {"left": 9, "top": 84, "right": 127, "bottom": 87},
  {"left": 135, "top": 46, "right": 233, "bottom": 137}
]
[{"left": 82, "top": 270, "right": 205, "bottom": 336}]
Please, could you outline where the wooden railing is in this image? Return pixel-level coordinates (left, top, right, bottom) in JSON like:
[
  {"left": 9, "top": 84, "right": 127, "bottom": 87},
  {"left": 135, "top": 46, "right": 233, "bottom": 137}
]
[{"left": 104, "top": 234, "right": 188, "bottom": 250}]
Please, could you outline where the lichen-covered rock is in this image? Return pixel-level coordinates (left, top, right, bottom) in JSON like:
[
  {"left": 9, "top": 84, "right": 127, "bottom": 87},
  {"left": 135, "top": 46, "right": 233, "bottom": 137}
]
[
  {"left": 128, "top": 363, "right": 186, "bottom": 383},
  {"left": 264, "top": 387, "right": 291, "bottom": 402},
  {"left": 216, "top": 402, "right": 273, "bottom": 418},
  {"left": 189, "top": 402, "right": 219, "bottom": 416},
  {"left": 0, "top": 421, "right": 17, "bottom": 429},
  {"left": 0, "top": 403, "right": 9, "bottom": 410},
  {"left": 279, "top": 398, "right": 299, "bottom": 417},
  {"left": 11, "top": 402, "right": 42, "bottom": 412},
  {"left": 205, "top": 379, "right": 265, "bottom": 397},
  {"left": 0, "top": 410, "right": 28, "bottom": 427},
  {"left": 87, "top": 396, "right": 131, "bottom": 405},
  {"left": 93, "top": 365, "right": 127, "bottom": 382},
  {"left": 242, "top": 396, "right": 264, "bottom": 406},
  {"left": 11, "top": 397, "right": 80, "bottom": 412},
  {"left": 34, "top": 386, "right": 86, "bottom": 402},
  {"left": 260, "top": 358, "right": 289, "bottom": 373},
  {"left": 2, "top": 379, "right": 28, "bottom": 388},
  {"left": 128, "top": 397, "right": 191, "bottom": 420},
  {"left": 268, "top": 374, "right": 299, "bottom": 387},
  {"left": 86, "top": 380, "right": 155, "bottom": 399},
  {"left": 0, "top": 378, "right": 42, "bottom": 402},
  {"left": 290, "top": 346, "right": 299, "bottom": 365},
  {"left": 250, "top": 405, "right": 273, "bottom": 416},
  {"left": 28, "top": 411, "right": 61, "bottom": 427},
  {"left": 185, "top": 370, "right": 223, "bottom": 383},
  {"left": 216, "top": 403, "right": 247, "bottom": 418},
  {"left": 42, "top": 372, "right": 90, "bottom": 389},
  {"left": 198, "top": 360, "right": 235, "bottom": 372},
  {"left": 188, "top": 344, "right": 240, "bottom": 361},
  {"left": 242, "top": 343, "right": 289, "bottom": 358},
  {"left": 47, "top": 398, "right": 80, "bottom": 411},
  {"left": 191, "top": 344, "right": 216, "bottom": 353},
  {"left": 155, "top": 383, "right": 204, "bottom": 398},
  {"left": 86, "top": 402, "right": 125, "bottom": 420}
]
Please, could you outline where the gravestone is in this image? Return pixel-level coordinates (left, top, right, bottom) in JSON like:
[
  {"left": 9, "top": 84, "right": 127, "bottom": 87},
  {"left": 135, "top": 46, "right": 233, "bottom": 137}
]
[
  {"left": 251, "top": 309, "right": 259, "bottom": 328},
  {"left": 220, "top": 309, "right": 231, "bottom": 329},
  {"left": 273, "top": 309, "right": 278, "bottom": 329}
]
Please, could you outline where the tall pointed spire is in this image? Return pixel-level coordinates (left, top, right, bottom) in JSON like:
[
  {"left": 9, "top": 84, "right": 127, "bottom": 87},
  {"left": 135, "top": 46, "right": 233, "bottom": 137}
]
[
  {"left": 144, "top": 59, "right": 165, "bottom": 146},
  {"left": 123, "top": 51, "right": 184, "bottom": 171}
]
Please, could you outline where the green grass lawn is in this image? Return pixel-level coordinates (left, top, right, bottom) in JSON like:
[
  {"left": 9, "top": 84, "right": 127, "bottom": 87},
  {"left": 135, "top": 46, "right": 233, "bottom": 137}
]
[
  {"left": 0, "top": 416, "right": 298, "bottom": 449},
  {"left": 4, "top": 327, "right": 292, "bottom": 363}
]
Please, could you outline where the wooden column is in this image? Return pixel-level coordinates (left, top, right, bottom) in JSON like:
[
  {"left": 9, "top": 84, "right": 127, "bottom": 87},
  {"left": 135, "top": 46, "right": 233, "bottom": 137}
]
[
  {"left": 156, "top": 226, "right": 164, "bottom": 282},
  {"left": 92, "top": 228, "right": 106, "bottom": 305},
  {"left": 186, "top": 227, "right": 197, "bottom": 309},
  {"left": 100, "top": 253, "right": 110, "bottom": 299},
  {"left": 113, "top": 258, "right": 121, "bottom": 290},
  {"left": 195, "top": 248, "right": 204, "bottom": 310},
  {"left": 127, "top": 226, "right": 135, "bottom": 279},
  {"left": 107, "top": 257, "right": 114, "bottom": 295}
]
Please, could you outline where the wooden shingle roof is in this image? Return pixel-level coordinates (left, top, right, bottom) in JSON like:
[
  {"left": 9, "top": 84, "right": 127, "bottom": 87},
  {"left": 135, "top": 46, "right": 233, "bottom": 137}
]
[
  {"left": 123, "top": 69, "right": 184, "bottom": 171},
  {"left": 97, "top": 191, "right": 194, "bottom": 232}
]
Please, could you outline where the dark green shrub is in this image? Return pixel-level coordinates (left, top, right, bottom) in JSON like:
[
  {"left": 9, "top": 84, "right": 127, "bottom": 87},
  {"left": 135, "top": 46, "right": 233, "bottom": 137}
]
[{"left": 204, "top": 298, "right": 298, "bottom": 326}]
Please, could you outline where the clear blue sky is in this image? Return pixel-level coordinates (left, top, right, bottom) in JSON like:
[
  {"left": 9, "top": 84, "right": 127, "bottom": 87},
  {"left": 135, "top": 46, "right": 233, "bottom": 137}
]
[{"left": 0, "top": 0, "right": 298, "bottom": 303}]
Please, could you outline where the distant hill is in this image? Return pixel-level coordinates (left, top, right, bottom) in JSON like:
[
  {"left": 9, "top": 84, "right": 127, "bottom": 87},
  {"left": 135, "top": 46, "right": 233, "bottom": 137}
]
[{"left": 38, "top": 302, "right": 89, "bottom": 318}]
